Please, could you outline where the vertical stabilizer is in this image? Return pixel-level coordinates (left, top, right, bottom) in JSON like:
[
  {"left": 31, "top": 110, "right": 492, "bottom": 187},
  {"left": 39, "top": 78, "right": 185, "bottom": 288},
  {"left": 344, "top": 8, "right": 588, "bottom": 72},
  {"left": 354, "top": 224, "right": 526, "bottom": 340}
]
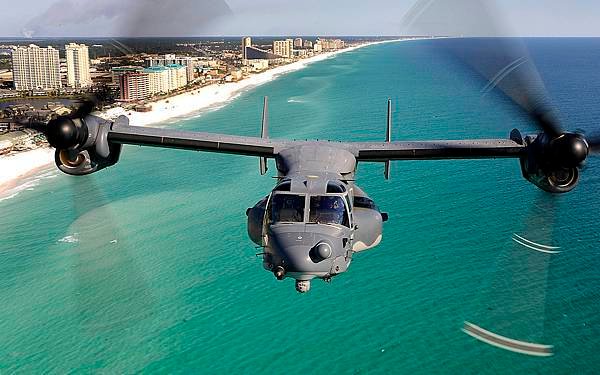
[
  {"left": 384, "top": 98, "right": 392, "bottom": 179},
  {"left": 260, "top": 96, "right": 269, "bottom": 175}
]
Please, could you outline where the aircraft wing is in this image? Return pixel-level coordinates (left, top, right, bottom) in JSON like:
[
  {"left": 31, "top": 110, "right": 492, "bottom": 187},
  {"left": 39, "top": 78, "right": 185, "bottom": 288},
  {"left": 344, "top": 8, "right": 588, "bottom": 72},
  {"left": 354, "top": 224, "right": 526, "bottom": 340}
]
[
  {"left": 350, "top": 139, "right": 526, "bottom": 161},
  {"left": 107, "top": 122, "right": 526, "bottom": 161},
  {"left": 108, "top": 123, "right": 285, "bottom": 158}
]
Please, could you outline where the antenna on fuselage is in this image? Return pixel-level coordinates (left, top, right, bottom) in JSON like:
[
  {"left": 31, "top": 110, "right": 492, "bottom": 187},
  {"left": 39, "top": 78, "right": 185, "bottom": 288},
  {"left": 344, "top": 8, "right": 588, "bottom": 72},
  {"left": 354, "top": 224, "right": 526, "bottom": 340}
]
[
  {"left": 384, "top": 98, "right": 392, "bottom": 180},
  {"left": 260, "top": 96, "right": 269, "bottom": 175}
]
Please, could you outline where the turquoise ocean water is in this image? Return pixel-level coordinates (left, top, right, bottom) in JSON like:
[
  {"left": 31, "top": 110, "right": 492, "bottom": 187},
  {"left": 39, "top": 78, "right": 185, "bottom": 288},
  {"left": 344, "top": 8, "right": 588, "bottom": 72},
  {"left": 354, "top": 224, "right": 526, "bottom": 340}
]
[{"left": 0, "top": 39, "right": 599, "bottom": 373}]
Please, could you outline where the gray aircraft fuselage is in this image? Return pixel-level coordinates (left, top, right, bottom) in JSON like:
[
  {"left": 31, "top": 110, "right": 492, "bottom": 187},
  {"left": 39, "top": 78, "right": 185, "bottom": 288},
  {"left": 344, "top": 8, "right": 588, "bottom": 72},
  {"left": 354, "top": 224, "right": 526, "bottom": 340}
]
[{"left": 246, "top": 144, "right": 386, "bottom": 293}]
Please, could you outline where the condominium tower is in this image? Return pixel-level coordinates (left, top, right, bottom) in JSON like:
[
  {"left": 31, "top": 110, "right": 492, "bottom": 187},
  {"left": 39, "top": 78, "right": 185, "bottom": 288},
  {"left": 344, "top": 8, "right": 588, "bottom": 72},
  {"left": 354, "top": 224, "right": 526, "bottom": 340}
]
[
  {"left": 146, "top": 54, "right": 196, "bottom": 82},
  {"left": 65, "top": 43, "right": 92, "bottom": 88},
  {"left": 11, "top": 45, "right": 61, "bottom": 90},
  {"left": 273, "top": 40, "right": 292, "bottom": 58},
  {"left": 241, "top": 36, "right": 252, "bottom": 60}
]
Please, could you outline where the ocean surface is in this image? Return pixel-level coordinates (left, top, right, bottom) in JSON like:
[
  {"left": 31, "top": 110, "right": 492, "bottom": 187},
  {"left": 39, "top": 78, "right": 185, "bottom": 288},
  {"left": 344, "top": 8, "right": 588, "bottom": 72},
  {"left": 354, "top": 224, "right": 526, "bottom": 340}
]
[{"left": 1, "top": 38, "right": 599, "bottom": 374}]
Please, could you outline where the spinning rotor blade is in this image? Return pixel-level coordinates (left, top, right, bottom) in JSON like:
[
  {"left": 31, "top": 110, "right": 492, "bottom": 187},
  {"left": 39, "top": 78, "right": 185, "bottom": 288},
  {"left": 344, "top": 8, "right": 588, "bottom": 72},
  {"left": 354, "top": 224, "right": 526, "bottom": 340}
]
[
  {"left": 70, "top": 96, "right": 97, "bottom": 120},
  {"left": 587, "top": 133, "right": 600, "bottom": 154},
  {"left": 402, "top": 0, "right": 562, "bottom": 137},
  {"left": 464, "top": 193, "right": 561, "bottom": 356},
  {"left": 66, "top": 176, "right": 154, "bottom": 332},
  {"left": 21, "top": 0, "right": 233, "bottom": 142}
]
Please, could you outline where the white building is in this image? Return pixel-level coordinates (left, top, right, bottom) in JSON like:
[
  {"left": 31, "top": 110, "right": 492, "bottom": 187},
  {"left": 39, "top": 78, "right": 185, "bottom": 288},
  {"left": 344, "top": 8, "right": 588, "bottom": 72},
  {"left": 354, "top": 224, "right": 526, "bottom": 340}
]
[
  {"left": 166, "top": 64, "right": 187, "bottom": 91},
  {"left": 11, "top": 45, "right": 61, "bottom": 91},
  {"left": 248, "top": 59, "right": 269, "bottom": 72},
  {"left": 318, "top": 38, "right": 346, "bottom": 51},
  {"left": 147, "top": 54, "right": 196, "bottom": 82},
  {"left": 313, "top": 41, "right": 323, "bottom": 53},
  {"left": 144, "top": 64, "right": 187, "bottom": 96},
  {"left": 273, "top": 40, "right": 291, "bottom": 58},
  {"left": 65, "top": 43, "right": 92, "bottom": 88},
  {"left": 145, "top": 67, "right": 169, "bottom": 95},
  {"left": 293, "top": 38, "right": 303, "bottom": 48}
]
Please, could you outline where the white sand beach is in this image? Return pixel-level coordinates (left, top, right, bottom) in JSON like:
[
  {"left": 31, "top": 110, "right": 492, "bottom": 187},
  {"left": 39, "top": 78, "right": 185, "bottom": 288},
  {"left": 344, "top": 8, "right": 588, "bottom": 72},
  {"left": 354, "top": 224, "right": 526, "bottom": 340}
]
[{"left": 0, "top": 39, "right": 404, "bottom": 198}]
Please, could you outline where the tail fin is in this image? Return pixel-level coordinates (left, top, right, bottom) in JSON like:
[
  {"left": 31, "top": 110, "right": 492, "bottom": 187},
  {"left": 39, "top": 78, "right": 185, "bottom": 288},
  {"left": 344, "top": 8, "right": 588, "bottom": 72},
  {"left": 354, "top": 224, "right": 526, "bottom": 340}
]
[
  {"left": 384, "top": 98, "right": 392, "bottom": 179},
  {"left": 260, "top": 96, "right": 269, "bottom": 175}
]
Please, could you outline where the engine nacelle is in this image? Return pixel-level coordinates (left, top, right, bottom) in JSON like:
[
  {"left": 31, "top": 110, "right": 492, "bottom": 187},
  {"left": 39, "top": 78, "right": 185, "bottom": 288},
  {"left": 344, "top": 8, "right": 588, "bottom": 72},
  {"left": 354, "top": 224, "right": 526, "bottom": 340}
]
[
  {"left": 53, "top": 115, "right": 125, "bottom": 176},
  {"left": 247, "top": 196, "right": 268, "bottom": 246},
  {"left": 55, "top": 144, "right": 122, "bottom": 176},
  {"left": 518, "top": 132, "right": 580, "bottom": 194}
]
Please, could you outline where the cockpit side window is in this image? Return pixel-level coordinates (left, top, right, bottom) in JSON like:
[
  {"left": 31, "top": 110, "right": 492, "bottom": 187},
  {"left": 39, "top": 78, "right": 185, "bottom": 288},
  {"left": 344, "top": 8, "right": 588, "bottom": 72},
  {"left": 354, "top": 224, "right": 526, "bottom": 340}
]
[
  {"left": 270, "top": 194, "right": 305, "bottom": 223},
  {"left": 353, "top": 196, "right": 379, "bottom": 211},
  {"left": 308, "top": 196, "right": 349, "bottom": 227}
]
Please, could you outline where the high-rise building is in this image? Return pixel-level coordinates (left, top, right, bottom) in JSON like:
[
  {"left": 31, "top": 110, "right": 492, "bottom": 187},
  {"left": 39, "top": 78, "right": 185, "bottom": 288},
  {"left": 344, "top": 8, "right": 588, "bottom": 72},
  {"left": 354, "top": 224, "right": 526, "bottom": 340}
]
[
  {"left": 313, "top": 41, "right": 323, "bottom": 53},
  {"left": 65, "top": 43, "right": 92, "bottom": 88},
  {"left": 143, "top": 64, "right": 188, "bottom": 96},
  {"left": 11, "top": 45, "right": 61, "bottom": 91},
  {"left": 273, "top": 40, "right": 291, "bottom": 58},
  {"left": 303, "top": 40, "right": 313, "bottom": 48},
  {"left": 112, "top": 66, "right": 145, "bottom": 85},
  {"left": 318, "top": 38, "right": 346, "bottom": 51},
  {"left": 147, "top": 54, "right": 196, "bottom": 82},
  {"left": 293, "top": 38, "right": 303, "bottom": 48},
  {"left": 242, "top": 36, "right": 252, "bottom": 60},
  {"left": 166, "top": 64, "right": 187, "bottom": 90},
  {"left": 145, "top": 66, "right": 170, "bottom": 95},
  {"left": 118, "top": 72, "right": 149, "bottom": 101},
  {"left": 286, "top": 38, "right": 294, "bottom": 55}
]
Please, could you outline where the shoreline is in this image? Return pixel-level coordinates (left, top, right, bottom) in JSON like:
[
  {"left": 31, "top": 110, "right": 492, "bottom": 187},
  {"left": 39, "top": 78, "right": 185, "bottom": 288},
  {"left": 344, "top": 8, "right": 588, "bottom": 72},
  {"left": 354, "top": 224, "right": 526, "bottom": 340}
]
[
  {"left": 0, "top": 38, "right": 406, "bottom": 200},
  {"left": 101, "top": 39, "right": 401, "bottom": 127}
]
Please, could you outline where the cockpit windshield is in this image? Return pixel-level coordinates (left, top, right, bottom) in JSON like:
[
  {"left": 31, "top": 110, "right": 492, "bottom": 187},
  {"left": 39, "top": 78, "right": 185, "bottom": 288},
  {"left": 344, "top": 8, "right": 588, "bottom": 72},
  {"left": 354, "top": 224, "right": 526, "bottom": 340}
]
[
  {"left": 308, "top": 196, "right": 349, "bottom": 227},
  {"left": 270, "top": 194, "right": 305, "bottom": 223}
]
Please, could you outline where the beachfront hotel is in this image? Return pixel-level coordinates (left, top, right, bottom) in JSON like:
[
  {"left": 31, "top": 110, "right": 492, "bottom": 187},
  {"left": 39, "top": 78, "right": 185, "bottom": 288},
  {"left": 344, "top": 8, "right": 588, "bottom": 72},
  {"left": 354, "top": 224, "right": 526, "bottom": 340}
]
[
  {"left": 318, "top": 38, "right": 346, "bottom": 51},
  {"left": 145, "top": 65, "right": 188, "bottom": 94},
  {"left": 65, "top": 43, "right": 92, "bottom": 88},
  {"left": 313, "top": 41, "right": 323, "bottom": 53},
  {"left": 146, "top": 54, "right": 196, "bottom": 82},
  {"left": 273, "top": 40, "right": 293, "bottom": 58},
  {"left": 119, "top": 72, "right": 149, "bottom": 101},
  {"left": 116, "top": 64, "right": 188, "bottom": 101},
  {"left": 11, "top": 45, "right": 61, "bottom": 91}
]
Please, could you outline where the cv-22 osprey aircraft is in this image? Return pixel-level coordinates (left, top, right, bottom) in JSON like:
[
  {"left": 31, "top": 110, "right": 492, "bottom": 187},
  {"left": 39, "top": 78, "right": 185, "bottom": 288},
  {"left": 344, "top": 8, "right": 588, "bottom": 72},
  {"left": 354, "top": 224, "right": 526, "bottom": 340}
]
[{"left": 29, "top": 90, "right": 598, "bottom": 295}]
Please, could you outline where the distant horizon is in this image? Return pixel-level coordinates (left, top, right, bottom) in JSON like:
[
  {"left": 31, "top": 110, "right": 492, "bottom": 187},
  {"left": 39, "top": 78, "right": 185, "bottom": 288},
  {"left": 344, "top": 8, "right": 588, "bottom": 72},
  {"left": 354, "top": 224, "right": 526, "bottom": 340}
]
[
  {"left": 0, "top": 35, "right": 403, "bottom": 40},
  {"left": 3, "top": 35, "right": 600, "bottom": 41}
]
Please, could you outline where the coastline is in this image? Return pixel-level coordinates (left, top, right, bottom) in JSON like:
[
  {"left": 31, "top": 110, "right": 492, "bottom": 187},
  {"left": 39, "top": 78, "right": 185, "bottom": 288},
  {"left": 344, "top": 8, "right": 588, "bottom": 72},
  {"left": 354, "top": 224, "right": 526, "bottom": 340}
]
[{"left": 0, "top": 39, "right": 404, "bottom": 200}]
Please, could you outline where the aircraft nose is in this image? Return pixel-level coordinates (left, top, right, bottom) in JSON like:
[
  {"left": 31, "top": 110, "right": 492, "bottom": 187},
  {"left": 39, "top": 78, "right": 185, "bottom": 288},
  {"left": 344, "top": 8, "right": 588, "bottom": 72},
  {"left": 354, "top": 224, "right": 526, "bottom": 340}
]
[
  {"left": 268, "top": 228, "right": 334, "bottom": 275},
  {"left": 275, "top": 244, "right": 314, "bottom": 272}
]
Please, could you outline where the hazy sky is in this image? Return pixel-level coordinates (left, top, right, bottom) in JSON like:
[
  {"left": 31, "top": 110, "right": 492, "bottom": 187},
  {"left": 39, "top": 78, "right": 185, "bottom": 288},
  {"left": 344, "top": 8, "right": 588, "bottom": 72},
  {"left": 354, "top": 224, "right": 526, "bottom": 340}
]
[{"left": 2, "top": 0, "right": 599, "bottom": 38}]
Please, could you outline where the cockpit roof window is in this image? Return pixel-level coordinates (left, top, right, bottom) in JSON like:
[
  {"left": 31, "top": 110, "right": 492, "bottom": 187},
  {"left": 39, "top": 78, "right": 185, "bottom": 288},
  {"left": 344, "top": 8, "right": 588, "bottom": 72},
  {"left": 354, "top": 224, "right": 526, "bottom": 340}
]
[
  {"left": 274, "top": 180, "right": 291, "bottom": 192},
  {"left": 326, "top": 181, "right": 346, "bottom": 194}
]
